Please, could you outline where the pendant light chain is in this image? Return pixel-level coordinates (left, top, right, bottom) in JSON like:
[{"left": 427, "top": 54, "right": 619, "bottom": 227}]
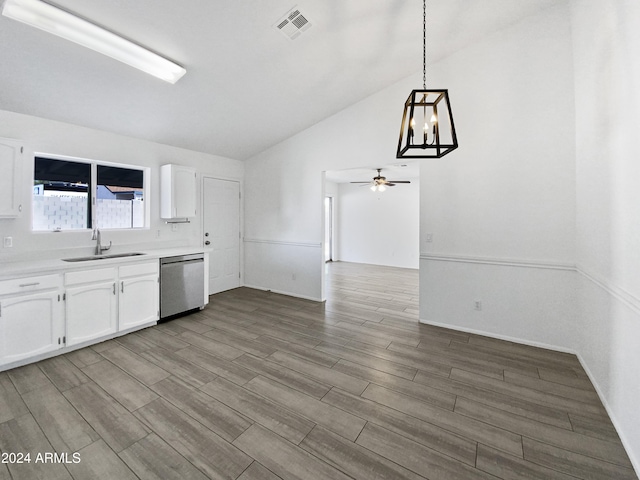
[
  {"left": 396, "top": 0, "right": 458, "bottom": 158},
  {"left": 423, "top": 0, "right": 426, "bottom": 89}
]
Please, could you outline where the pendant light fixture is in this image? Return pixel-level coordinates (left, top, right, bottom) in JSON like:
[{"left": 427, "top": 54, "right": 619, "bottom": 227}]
[{"left": 396, "top": 0, "right": 458, "bottom": 158}]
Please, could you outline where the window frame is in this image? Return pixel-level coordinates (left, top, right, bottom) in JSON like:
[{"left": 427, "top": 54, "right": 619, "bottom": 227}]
[{"left": 32, "top": 152, "right": 150, "bottom": 232}]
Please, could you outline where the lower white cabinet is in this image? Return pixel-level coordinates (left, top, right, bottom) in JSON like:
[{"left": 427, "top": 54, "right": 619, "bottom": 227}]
[
  {"left": 118, "top": 261, "right": 159, "bottom": 330},
  {"left": 65, "top": 267, "right": 118, "bottom": 347},
  {"left": 66, "top": 281, "right": 118, "bottom": 347},
  {"left": 65, "top": 262, "right": 159, "bottom": 347},
  {"left": 0, "top": 275, "right": 64, "bottom": 368},
  {"left": 1, "top": 259, "right": 161, "bottom": 370}
]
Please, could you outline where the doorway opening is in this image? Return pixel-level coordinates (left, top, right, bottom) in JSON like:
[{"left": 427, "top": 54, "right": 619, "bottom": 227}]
[
  {"left": 322, "top": 164, "right": 420, "bottom": 320},
  {"left": 324, "top": 164, "right": 419, "bottom": 269}
]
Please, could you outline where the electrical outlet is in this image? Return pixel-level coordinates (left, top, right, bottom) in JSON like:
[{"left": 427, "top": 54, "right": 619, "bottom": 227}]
[
  {"left": 156, "top": 230, "right": 161, "bottom": 238},
  {"left": 171, "top": 223, "right": 178, "bottom": 232},
  {"left": 474, "top": 301, "right": 482, "bottom": 311},
  {"left": 426, "top": 233, "right": 433, "bottom": 243},
  {"left": 292, "top": 273, "right": 297, "bottom": 281},
  {"left": 3, "top": 237, "right": 12, "bottom": 248}
]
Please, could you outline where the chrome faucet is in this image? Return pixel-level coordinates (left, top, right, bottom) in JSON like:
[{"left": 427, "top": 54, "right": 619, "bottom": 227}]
[{"left": 92, "top": 228, "right": 112, "bottom": 255}]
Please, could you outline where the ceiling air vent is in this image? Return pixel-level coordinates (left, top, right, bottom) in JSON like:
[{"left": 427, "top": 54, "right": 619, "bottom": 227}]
[{"left": 274, "top": 6, "right": 311, "bottom": 40}]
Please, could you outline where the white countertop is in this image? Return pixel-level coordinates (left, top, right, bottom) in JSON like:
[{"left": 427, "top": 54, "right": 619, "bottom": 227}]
[{"left": 0, "top": 246, "right": 210, "bottom": 281}]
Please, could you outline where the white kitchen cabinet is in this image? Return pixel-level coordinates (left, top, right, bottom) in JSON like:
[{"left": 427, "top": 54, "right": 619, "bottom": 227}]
[
  {"left": 0, "top": 252, "right": 199, "bottom": 371},
  {"left": 65, "top": 261, "right": 159, "bottom": 346},
  {"left": 160, "top": 164, "right": 197, "bottom": 219},
  {"left": 0, "top": 137, "right": 23, "bottom": 218},
  {"left": 118, "top": 261, "right": 159, "bottom": 331},
  {"left": 0, "top": 275, "right": 64, "bottom": 368},
  {"left": 65, "top": 268, "right": 118, "bottom": 347}
]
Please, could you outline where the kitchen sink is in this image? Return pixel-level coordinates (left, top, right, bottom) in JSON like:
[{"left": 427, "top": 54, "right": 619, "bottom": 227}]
[{"left": 62, "top": 252, "right": 146, "bottom": 262}]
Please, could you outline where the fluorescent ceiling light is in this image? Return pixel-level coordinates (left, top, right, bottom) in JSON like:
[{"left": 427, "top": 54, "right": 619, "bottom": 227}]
[{"left": 1, "top": 0, "right": 186, "bottom": 84}]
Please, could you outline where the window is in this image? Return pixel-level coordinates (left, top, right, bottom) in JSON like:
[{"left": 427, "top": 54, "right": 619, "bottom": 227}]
[
  {"left": 33, "top": 156, "right": 146, "bottom": 231},
  {"left": 96, "top": 165, "right": 144, "bottom": 229}
]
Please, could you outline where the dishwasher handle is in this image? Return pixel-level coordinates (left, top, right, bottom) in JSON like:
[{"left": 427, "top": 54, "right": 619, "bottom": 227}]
[
  {"left": 160, "top": 254, "right": 204, "bottom": 265},
  {"left": 171, "top": 258, "right": 202, "bottom": 265}
]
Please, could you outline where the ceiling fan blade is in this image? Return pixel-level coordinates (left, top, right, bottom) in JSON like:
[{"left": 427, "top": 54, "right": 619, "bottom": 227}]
[
  {"left": 350, "top": 182, "right": 371, "bottom": 184},
  {"left": 386, "top": 183, "right": 396, "bottom": 186},
  {"left": 387, "top": 180, "right": 411, "bottom": 183}
]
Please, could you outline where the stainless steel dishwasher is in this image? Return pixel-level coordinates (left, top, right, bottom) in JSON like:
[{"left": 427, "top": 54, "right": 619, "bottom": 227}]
[{"left": 160, "top": 253, "right": 205, "bottom": 319}]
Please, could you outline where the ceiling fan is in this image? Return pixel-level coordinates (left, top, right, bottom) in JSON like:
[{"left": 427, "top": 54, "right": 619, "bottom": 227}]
[{"left": 351, "top": 168, "right": 411, "bottom": 192}]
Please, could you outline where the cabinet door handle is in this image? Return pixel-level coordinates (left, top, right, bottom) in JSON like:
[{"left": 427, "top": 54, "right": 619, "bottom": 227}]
[
  {"left": 19, "top": 282, "right": 40, "bottom": 288},
  {"left": 113, "top": 283, "right": 116, "bottom": 295},
  {"left": 121, "top": 281, "right": 124, "bottom": 293}
]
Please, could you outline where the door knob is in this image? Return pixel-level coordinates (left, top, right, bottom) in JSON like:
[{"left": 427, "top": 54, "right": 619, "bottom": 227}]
[
  {"left": 205, "top": 241, "right": 211, "bottom": 245},
  {"left": 205, "top": 232, "right": 209, "bottom": 237}
]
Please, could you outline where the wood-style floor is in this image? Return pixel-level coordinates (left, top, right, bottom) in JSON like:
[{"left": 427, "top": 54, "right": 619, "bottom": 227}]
[{"left": 0, "top": 261, "right": 637, "bottom": 479}]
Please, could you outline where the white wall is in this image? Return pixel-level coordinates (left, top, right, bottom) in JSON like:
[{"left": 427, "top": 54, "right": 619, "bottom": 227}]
[
  {"left": 419, "top": 4, "right": 577, "bottom": 348},
  {"left": 419, "top": 1, "right": 640, "bottom": 471},
  {"left": 243, "top": 5, "right": 578, "bottom": 306},
  {"left": 336, "top": 180, "right": 419, "bottom": 269},
  {"left": 243, "top": 72, "right": 418, "bottom": 300},
  {"left": 0, "top": 110, "right": 243, "bottom": 263},
  {"left": 571, "top": 0, "right": 640, "bottom": 471},
  {"left": 324, "top": 181, "right": 339, "bottom": 198},
  {"left": 242, "top": 3, "right": 640, "bottom": 469}
]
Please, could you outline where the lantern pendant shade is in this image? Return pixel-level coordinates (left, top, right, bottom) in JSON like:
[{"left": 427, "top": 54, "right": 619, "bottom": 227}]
[{"left": 396, "top": 89, "right": 458, "bottom": 159}]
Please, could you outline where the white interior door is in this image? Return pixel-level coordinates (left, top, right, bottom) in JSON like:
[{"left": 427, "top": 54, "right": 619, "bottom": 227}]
[{"left": 203, "top": 177, "right": 241, "bottom": 294}]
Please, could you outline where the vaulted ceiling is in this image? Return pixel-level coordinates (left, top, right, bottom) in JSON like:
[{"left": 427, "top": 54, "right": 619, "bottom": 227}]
[{"left": 0, "top": 0, "right": 559, "bottom": 160}]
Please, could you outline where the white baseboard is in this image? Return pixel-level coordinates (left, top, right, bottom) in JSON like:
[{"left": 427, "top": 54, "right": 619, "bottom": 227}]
[
  {"left": 242, "top": 283, "right": 324, "bottom": 303},
  {"left": 419, "top": 317, "right": 577, "bottom": 355}
]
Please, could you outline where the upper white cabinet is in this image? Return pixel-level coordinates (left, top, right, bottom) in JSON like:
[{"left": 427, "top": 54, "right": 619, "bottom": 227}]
[
  {"left": 0, "top": 137, "right": 23, "bottom": 218},
  {"left": 160, "top": 164, "right": 197, "bottom": 219}
]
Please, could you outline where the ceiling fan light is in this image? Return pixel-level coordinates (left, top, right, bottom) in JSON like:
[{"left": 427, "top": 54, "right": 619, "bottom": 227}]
[
  {"left": 378, "top": 184, "right": 386, "bottom": 192},
  {"left": 370, "top": 185, "right": 377, "bottom": 192},
  {"left": 1, "top": 0, "right": 186, "bottom": 84}
]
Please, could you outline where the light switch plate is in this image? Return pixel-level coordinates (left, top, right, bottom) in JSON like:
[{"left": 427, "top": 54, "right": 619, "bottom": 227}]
[{"left": 3, "top": 237, "right": 13, "bottom": 248}]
